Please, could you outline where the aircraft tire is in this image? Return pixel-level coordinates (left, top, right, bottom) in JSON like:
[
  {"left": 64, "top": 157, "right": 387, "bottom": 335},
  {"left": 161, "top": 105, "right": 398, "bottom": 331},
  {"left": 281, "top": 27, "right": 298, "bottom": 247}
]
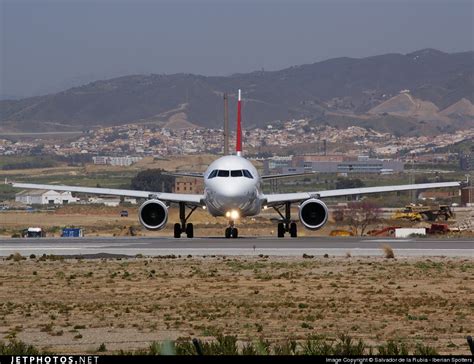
[
  {"left": 174, "top": 223, "right": 181, "bottom": 238},
  {"left": 277, "top": 223, "right": 285, "bottom": 238},
  {"left": 290, "top": 222, "right": 297, "bottom": 238},
  {"left": 232, "top": 228, "right": 238, "bottom": 239},
  {"left": 186, "top": 223, "right": 194, "bottom": 238},
  {"left": 225, "top": 227, "right": 231, "bottom": 239}
]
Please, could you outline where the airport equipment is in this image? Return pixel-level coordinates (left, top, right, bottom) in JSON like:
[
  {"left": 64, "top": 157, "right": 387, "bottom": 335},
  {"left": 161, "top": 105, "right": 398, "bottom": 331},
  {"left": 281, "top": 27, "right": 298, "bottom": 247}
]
[
  {"left": 367, "top": 226, "right": 401, "bottom": 236},
  {"left": 61, "top": 228, "right": 83, "bottom": 237},
  {"left": 329, "top": 230, "right": 354, "bottom": 236},
  {"left": 393, "top": 205, "right": 454, "bottom": 222},
  {"left": 120, "top": 210, "right": 129, "bottom": 217},
  {"left": 426, "top": 223, "right": 449, "bottom": 235},
  {"left": 394, "top": 228, "right": 426, "bottom": 238},
  {"left": 22, "top": 227, "right": 45, "bottom": 238}
]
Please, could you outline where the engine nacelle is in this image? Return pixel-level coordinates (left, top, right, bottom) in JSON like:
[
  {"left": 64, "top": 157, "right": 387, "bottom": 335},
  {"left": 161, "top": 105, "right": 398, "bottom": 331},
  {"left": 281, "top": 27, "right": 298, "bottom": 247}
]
[
  {"left": 138, "top": 199, "right": 168, "bottom": 230},
  {"left": 298, "top": 198, "right": 329, "bottom": 230}
]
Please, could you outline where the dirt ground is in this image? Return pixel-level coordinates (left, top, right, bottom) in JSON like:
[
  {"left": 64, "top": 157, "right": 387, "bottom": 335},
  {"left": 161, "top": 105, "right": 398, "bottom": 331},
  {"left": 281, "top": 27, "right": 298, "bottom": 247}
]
[
  {"left": 2, "top": 206, "right": 473, "bottom": 238},
  {"left": 0, "top": 255, "right": 472, "bottom": 354},
  {"left": 0, "top": 206, "right": 341, "bottom": 237}
]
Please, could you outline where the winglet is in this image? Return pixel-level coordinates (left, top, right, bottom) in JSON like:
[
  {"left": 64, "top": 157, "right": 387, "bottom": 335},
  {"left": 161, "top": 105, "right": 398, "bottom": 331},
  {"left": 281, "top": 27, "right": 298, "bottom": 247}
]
[{"left": 236, "top": 89, "right": 242, "bottom": 156}]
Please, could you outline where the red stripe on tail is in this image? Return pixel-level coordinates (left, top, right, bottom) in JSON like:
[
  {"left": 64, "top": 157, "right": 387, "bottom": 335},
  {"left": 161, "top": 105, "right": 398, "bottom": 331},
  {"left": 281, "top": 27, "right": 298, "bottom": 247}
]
[{"left": 236, "top": 89, "right": 242, "bottom": 155}]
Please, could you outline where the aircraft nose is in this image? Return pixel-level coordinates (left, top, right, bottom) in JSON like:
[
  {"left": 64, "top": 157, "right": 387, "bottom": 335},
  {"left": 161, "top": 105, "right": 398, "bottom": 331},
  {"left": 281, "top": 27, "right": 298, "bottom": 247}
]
[
  {"left": 218, "top": 180, "right": 247, "bottom": 197},
  {"left": 214, "top": 179, "right": 256, "bottom": 207}
]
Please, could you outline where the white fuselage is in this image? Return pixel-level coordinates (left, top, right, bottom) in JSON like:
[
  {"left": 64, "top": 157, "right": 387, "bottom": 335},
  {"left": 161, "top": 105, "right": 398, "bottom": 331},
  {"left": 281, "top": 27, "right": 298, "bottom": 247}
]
[{"left": 203, "top": 155, "right": 262, "bottom": 217}]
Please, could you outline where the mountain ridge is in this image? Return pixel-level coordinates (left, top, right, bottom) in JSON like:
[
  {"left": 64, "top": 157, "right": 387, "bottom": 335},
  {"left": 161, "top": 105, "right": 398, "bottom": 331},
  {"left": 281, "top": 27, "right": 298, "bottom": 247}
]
[{"left": 1, "top": 48, "right": 473, "bottom": 135}]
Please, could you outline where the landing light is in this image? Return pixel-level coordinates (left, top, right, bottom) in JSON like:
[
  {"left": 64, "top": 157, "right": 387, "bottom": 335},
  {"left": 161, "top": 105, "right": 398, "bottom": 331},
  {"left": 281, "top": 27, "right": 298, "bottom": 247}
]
[
  {"left": 263, "top": 205, "right": 268, "bottom": 210},
  {"left": 226, "top": 210, "right": 240, "bottom": 220},
  {"left": 202, "top": 206, "right": 207, "bottom": 210}
]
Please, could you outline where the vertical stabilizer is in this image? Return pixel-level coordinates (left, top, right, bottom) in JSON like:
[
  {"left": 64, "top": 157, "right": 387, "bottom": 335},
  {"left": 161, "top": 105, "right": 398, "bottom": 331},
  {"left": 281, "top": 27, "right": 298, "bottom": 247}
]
[{"left": 236, "top": 89, "right": 242, "bottom": 156}]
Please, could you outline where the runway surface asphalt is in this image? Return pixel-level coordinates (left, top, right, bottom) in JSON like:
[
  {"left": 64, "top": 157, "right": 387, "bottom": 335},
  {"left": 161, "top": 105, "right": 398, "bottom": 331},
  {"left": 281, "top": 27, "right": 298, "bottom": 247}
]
[{"left": 0, "top": 236, "right": 472, "bottom": 257}]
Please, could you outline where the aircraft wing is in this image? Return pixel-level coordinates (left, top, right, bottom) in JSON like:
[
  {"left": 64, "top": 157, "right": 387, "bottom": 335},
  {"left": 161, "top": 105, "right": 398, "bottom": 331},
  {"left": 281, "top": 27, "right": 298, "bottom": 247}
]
[
  {"left": 11, "top": 182, "right": 204, "bottom": 205},
  {"left": 262, "top": 181, "right": 461, "bottom": 205},
  {"left": 261, "top": 172, "right": 315, "bottom": 180},
  {"left": 162, "top": 172, "right": 204, "bottom": 178}
]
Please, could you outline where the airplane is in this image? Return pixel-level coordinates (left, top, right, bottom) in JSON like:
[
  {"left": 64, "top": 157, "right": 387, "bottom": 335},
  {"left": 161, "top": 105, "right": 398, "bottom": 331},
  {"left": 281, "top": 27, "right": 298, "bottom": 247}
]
[{"left": 10, "top": 89, "right": 461, "bottom": 238}]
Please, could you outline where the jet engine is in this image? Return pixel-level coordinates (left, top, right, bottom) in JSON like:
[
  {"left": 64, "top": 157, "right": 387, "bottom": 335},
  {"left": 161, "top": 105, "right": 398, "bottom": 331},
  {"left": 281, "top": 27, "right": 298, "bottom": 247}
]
[
  {"left": 138, "top": 199, "right": 168, "bottom": 230},
  {"left": 298, "top": 198, "right": 329, "bottom": 230}
]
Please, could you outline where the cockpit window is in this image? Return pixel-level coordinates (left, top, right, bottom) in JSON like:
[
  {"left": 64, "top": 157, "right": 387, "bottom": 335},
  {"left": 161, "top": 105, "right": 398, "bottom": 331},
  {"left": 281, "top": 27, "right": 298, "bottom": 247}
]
[
  {"left": 208, "top": 170, "right": 218, "bottom": 179},
  {"left": 210, "top": 169, "right": 252, "bottom": 178},
  {"left": 243, "top": 170, "right": 253, "bottom": 179}
]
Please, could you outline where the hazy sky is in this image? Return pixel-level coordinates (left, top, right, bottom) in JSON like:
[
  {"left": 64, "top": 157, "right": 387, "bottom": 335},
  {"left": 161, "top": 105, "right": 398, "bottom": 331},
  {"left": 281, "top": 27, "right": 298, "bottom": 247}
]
[{"left": 1, "top": 0, "right": 473, "bottom": 98}]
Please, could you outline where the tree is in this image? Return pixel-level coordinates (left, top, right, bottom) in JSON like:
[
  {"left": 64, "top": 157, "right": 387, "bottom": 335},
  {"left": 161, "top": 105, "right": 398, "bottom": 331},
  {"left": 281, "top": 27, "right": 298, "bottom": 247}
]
[
  {"left": 130, "top": 169, "right": 175, "bottom": 192},
  {"left": 345, "top": 201, "right": 381, "bottom": 236},
  {"left": 335, "top": 178, "right": 365, "bottom": 189}
]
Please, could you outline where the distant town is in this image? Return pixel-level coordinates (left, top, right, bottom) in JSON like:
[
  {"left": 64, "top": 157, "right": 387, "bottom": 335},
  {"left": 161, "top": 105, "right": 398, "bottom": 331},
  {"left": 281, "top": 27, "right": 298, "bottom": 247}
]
[{"left": 0, "top": 118, "right": 473, "bottom": 171}]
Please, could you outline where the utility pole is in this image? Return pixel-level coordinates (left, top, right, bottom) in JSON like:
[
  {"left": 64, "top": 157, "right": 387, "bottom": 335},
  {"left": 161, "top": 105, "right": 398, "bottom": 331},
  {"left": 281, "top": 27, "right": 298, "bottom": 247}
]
[
  {"left": 410, "top": 158, "right": 416, "bottom": 203},
  {"left": 223, "top": 93, "right": 229, "bottom": 155}
]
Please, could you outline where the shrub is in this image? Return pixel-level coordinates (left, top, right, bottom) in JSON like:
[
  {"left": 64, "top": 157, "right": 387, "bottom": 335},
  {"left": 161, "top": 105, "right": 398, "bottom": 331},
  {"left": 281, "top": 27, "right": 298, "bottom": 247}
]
[
  {"left": 413, "top": 343, "right": 438, "bottom": 355},
  {"left": 0, "top": 340, "right": 40, "bottom": 355},
  {"left": 6, "top": 253, "right": 26, "bottom": 262},
  {"left": 378, "top": 340, "right": 409, "bottom": 355},
  {"left": 97, "top": 343, "right": 107, "bottom": 352},
  {"left": 382, "top": 244, "right": 395, "bottom": 259}
]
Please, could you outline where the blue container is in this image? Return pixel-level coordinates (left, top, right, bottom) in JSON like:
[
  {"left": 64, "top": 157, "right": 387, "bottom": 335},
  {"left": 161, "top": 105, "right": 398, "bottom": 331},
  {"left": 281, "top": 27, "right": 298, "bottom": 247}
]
[{"left": 61, "top": 228, "right": 83, "bottom": 237}]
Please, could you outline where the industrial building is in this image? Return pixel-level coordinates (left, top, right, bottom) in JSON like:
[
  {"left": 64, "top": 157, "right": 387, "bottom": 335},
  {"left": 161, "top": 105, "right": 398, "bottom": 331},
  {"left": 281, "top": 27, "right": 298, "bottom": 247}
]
[
  {"left": 87, "top": 196, "right": 137, "bottom": 206},
  {"left": 266, "top": 154, "right": 403, "bottom": 175},
  {"left": 173, "top": 177, "right": 204, "bottom": 194},
  {"left": 263, "top": 156, "right": 293, "bottom": 174},
  {"left": 92, "top": 156, "right": 143, "bottom": 166},
  {"left": 15, "top": 190, "right": 79, "bottom": 205},
  {"left": 278, "top": 155, "right": 404, "bottom": 174},
  {"left": 461, "top": 187, "right": 474, "bottom": 206}
]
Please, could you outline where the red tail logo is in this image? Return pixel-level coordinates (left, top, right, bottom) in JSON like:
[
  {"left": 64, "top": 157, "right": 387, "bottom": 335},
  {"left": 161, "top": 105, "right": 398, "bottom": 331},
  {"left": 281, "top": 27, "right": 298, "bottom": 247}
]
[{"left": 236, "top": 89, "right": 242, "bottom": 156}]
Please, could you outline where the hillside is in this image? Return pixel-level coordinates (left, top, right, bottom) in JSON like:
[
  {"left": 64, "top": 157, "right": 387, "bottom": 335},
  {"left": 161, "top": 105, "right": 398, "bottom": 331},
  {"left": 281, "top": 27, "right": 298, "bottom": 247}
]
[
  {"left": 0, "top": 48, "right": 473, "bottom": 135},
  {"left": 440, "top": 98, "right": 474, "bottom": 118}
]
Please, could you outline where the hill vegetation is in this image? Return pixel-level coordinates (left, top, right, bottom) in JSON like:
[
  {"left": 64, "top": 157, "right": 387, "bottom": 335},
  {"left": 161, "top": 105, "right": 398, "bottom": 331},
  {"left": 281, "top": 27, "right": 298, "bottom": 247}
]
[{"left": 1, "top": 48, "right": 472, "bottom": 135}]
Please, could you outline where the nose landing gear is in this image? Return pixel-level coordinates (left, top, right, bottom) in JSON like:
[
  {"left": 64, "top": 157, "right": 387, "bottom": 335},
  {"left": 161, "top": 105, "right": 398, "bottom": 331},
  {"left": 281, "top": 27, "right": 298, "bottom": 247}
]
[{"left": 225, "top": 220, "right": 238, "bottom": 239}]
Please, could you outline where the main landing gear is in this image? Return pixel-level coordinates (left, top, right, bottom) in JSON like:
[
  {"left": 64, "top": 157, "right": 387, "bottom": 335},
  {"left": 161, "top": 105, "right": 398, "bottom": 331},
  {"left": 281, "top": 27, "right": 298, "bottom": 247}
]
[
  {"left": 174, "top": 202, "right": 197, "bottom": 238},
  {"left": 273, "top": 202, "right": 297, "bottom": 238},
  {"left": 225, "top": 221, "right": 238, "bottom": 239}
]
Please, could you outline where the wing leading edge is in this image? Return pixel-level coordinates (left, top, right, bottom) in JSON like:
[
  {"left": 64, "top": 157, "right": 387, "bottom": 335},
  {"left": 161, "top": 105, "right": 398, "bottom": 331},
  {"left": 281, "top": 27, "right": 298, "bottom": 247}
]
[
  {"left": 261, "top": 172, "right": 315, "bottom": 180},
  {"left": 262, "top": 181, "right": 461, "bottom": 205},
  {"left": 11, "top": 182, "right": 204, "bottom": 205}
]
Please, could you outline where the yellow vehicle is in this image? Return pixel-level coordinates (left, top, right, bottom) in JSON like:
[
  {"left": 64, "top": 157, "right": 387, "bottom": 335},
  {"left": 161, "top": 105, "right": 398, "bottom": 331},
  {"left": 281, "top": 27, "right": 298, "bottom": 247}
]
[
  {"left": 329, "top": 229, "right": 354, "bottom": 237},
  {"left": 392, "top": 210, "right": 423, "bottom": 221},
  {"left": 393, "top": 205, "right": 454, "bottom": 222}
]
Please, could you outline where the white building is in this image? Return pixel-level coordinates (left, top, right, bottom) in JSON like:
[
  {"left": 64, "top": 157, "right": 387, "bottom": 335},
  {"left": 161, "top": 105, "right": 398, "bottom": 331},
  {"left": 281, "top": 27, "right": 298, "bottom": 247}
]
[
  {"left": 86, "top": 196, "right": 137, "bottom": 206},
  {"left": 15, "top": 190, "right": 79, "bottom": 205},
  {"left": 92, "top": 156, "right": 143, "bottom": 166}
]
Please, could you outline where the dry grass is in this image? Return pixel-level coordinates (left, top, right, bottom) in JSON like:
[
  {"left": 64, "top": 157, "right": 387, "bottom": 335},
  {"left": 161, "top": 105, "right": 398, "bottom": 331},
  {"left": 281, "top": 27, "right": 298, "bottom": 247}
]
[
  {"left": 382, "top": 244, "right": 395, "bottom": 259},
  {"left": 0, "top": 256, "right": 472, "bottom": 354}
]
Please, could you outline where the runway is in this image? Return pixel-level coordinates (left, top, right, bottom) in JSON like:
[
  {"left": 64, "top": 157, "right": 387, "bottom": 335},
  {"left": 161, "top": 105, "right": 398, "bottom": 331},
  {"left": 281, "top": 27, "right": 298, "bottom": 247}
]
[{"left": 0, "top": 236, "right": 472, "bottom": 257}]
